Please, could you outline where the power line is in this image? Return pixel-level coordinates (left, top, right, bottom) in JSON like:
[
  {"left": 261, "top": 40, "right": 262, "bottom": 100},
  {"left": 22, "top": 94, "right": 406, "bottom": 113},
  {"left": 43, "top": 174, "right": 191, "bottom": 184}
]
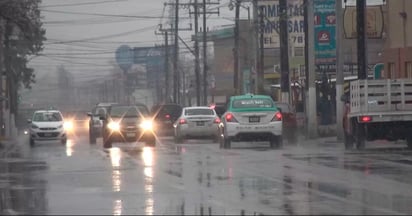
[{"left": 40, "top": 0, "right": 129, "bottom": 8}]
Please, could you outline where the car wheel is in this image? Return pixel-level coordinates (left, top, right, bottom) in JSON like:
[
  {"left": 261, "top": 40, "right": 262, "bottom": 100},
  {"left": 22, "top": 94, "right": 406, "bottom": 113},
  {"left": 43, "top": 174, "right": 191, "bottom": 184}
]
[
  {"left": 30, "top": 138, "right": 35, "bottom": 147},
  {"left": 61, "top": 138, "right": 67, "bottom": 145},
  {"left": 89, "top": 130, "right": 96, "bottom": 144},
  {"left": 103, "top": 136, "right": 112, "bottom": 148},
  {"left": 270, "top": 135, "right": 283, "bottom": 149},
  {"left": 145, "top": 136, "right": 156, "bottom": 147},
  {"left": 223, "top": 137, "right": 231, "bottom": 149}
]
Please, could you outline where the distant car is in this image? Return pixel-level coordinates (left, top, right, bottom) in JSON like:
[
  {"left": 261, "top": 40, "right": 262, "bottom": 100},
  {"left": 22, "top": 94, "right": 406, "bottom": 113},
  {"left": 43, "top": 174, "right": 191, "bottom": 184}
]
[
  {"left": 173, "top": 106, "right": 220, "bottom": 143},
  {"left": 218, "top": 94, "right": 283, "bottom": 149},
  {"left": 64, "top": 111, "right": 90, "bottom": 136},
  {"left": 210, "top": 102, "right": 227, "bottom": 118},
  {"left": 274, "top": 102, "right": 298, "bottom": 143},
  {"left": 28, "top": 110, "right": 70, "bottom": 147},
  {"left": 151, "top": 103, "right": 182, "bottom": 135},
  {"left": 87, "top": 102, "right": 117, "bottom": 144},
  {"left": 101, "top": 104, "right": 156, "bottom": 148}
]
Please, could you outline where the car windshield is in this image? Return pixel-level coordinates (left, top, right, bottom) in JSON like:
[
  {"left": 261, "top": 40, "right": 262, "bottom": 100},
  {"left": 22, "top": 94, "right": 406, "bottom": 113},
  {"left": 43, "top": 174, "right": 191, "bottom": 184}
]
[
  {"left": 33, "top": 112, "right": 62, "bottom": 122},
  {"left": 232, "top": 98, "right": 274, "bottom": 108},
  {"left": 185, "top": 108, "right": 214, "bottom": 116},
  {"left": 110, "top": 106, "right": 148, "bottom": 118}
]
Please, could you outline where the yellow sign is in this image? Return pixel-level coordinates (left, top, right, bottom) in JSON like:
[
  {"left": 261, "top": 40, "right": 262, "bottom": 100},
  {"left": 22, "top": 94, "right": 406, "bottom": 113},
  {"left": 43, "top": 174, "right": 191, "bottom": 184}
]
[{"left": 343, "top": 5, "right": 384, "bottom": 39}]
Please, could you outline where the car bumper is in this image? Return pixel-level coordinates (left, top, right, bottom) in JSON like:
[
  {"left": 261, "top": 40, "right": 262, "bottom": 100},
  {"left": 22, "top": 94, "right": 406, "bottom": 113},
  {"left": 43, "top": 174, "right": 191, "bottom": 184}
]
[
  {"left": 30, "top": 129, "right": 66, "bottom": 141},
  {"left": 108, "top": 129, "right": 155, "bottom": 142},
  {"left": 225, "top": 121, "right": 282, "bottom": 138},
  {"left": 177, "top": 124, "right": 219, "bottom": 137}
]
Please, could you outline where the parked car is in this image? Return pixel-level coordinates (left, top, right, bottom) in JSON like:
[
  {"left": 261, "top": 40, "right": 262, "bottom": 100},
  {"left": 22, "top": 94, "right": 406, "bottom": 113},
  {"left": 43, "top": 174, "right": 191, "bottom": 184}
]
[
  {"left": 173, "top": 106, "right": 220, "bottom": 143},
  {"left": 218, "top": 94, "right": 283, "bottom": 149},
  {"left": 87, "top": 102, "right": 117, "bottom": 144},
  {"left": 274, "top": 102, "right": 298, "bottom": 143},
  {"left": 151, "top": 103, "right": 182, "bottom": 136},
  {"left": 28, "top": 109, "right": 69, "bottom": 147},
  {"left": 101, "top": 103, "right": 156, "bottom": 148}
]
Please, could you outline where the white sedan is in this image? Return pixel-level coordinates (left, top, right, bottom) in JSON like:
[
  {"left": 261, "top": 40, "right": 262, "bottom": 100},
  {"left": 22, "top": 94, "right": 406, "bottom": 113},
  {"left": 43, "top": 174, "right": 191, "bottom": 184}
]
[
  {"left": 173, "top": 106, "right": 220, "bottom": 143},
  {"left": 29, "top": 110, "right": 72, "bottom": 147}
]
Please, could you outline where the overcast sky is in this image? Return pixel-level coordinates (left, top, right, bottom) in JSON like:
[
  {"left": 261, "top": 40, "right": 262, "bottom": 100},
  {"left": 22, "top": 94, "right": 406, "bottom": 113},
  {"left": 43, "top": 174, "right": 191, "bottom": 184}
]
[{"left": 27, "top": 0, "right": 385, "bottom": 85}]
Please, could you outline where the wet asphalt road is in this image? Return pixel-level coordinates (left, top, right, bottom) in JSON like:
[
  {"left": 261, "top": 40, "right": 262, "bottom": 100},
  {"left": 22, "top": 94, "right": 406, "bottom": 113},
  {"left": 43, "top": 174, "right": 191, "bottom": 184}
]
[{"left": 2, "top": 132, "right": 412, "bottom": 215}]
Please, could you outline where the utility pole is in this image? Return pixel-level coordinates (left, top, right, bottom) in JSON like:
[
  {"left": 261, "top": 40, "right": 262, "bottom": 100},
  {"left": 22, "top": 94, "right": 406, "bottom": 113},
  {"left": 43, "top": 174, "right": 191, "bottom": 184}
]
[
  {"left": 357, "top": 0, "right": 367, "bottom": 80},
  {"left": 155, "top": 30, "right": 170, "bottom": 103},
  {"left": 194, "top": 0, "right": 201, "bottom": 106},
  {"left": 257, "top": 9, "right": 265, "bottom": 94},
  {"left": 174, "top": 0, "right": 180, "bottom": 104},
  {"left": 0, "top": 19, "right": 4, "bottom": 137},
  {"left": 336, "top": 0, "right": 344, "bottom": 140},
  {"left": 252, "top": 0, "right": 259, "bottom": 94},
  {"left": 202, "top": 0, "right": 208, "bottom": 105},
  {"left": 279, "top": 0, "right": 290, "bottom": 103},
  {"left": 234, "top": 0, "right": 240, "bottom": 95},
  {"left": 307, "top": 0, "right": 318, "bottom": 138}
]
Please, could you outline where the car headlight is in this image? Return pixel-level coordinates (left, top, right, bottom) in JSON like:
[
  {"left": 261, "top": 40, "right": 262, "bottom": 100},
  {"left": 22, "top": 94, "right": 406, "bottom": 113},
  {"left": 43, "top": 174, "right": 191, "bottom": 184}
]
[
  {"left": 64, "top": 121, "right": 73, "bottom": 131},
  {"left": 108, "top": 122, "right": 120, "bottom": 131},
  {"left": 140, "top": 120, "right": 153, "bottom": 131},
  {"left": 31, "top": 124, "right": 39, "bottom": 129}
]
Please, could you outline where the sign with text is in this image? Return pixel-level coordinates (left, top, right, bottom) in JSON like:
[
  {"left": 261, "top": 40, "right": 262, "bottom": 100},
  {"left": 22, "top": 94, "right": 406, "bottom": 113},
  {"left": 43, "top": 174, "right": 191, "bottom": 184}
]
[
  {"left": 343, "top": 6, "right": 384, "bottom": 39},
  {"left": 314, "top": 0, "right": 336, "bottom": 65},
  {"left": 258, "top": 0, "right": 305, "bottom": 49}
]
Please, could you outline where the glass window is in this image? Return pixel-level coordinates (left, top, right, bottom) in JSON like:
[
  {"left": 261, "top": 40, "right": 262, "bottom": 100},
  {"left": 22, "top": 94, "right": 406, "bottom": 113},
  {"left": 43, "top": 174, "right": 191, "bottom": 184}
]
[
  {"left": 33, "top": 112, "right": 62, "bottom": 122},
  {"left": 232, "top": 98, "right": 274, "bottom": 108},
  {"left": 110, "top": 106, "right": 148, "bottom": 118},
  {"left": 185, "top": 108, "right": 214, "bottom": 116}
]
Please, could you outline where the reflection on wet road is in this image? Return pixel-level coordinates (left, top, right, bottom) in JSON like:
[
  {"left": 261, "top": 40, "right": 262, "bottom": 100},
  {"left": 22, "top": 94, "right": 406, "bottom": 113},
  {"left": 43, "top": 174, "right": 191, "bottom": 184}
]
[{"left": 2, "top": 135, "right": 412, "bottom": 215}]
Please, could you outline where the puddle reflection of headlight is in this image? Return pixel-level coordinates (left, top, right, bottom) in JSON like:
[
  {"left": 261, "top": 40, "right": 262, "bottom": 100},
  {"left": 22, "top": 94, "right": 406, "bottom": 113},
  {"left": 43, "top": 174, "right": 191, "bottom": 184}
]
[{"left": 142, "top": 147, "right": 153, "bottom": 167}]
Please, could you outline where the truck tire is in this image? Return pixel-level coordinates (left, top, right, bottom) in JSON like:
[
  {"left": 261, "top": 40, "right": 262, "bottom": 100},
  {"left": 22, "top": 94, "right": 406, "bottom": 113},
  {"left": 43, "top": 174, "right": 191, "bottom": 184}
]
[
  {"left": 356, "top": 123, "right": 366, "bottom": 150},
  {"left": 344, "top": 131, "right": 354, "bottom": 150}
]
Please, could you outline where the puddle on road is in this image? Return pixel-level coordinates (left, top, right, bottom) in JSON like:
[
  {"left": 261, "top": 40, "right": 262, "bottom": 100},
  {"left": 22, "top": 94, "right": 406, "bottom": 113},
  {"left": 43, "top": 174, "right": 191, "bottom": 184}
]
[{"left": 0, "top": 153, "right": 48, "bottom": 214}]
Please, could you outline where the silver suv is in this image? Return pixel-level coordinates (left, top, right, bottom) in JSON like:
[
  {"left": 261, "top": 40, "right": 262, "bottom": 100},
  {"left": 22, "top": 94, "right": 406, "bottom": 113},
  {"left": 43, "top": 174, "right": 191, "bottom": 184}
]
[{"left": 87, "top": 102, "right": 117, "bottom": 144}]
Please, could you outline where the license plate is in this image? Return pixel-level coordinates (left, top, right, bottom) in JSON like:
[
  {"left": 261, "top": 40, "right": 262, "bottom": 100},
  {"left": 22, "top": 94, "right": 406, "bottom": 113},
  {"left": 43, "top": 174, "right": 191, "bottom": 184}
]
[
  {"left": 126, "top": 133, "right": 135, "bottom": 138},
  {"left": 44, "top": 133, "right": 52, "bottom": 137},
  {"left": 249, "top": 116, "right": 260, "bottom": 123},
  {"left": 196, "top": 121, "right": 205, "bottom": 126}
]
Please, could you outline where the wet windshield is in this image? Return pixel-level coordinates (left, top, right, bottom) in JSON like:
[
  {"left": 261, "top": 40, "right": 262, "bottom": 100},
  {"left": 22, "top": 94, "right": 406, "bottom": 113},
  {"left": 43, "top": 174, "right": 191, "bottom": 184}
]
[
  {"left": 232, "top": 99, "right": 274, "bottom": 108},
  {"left": 110, "top": 106, "right": 148, "bottom": 118},
  {"left": 185, "top": 108, "right": 214, "bottom": 116},
  {"left": 33, "top": 112, "right": 63, "bottom": 122}
]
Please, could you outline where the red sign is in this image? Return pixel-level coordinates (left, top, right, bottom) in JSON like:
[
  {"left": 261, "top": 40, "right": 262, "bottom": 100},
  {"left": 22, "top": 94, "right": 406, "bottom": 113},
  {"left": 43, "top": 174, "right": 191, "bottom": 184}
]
[{"left": 317, "top": 31, "right": 330, "bottom": 43}]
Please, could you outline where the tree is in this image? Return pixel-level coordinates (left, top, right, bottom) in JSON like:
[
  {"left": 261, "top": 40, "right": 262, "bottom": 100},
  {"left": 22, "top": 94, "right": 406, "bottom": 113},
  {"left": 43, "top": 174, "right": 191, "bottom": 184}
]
[{"left": 1, "top": 0, "right": 46, "bottom": 113}]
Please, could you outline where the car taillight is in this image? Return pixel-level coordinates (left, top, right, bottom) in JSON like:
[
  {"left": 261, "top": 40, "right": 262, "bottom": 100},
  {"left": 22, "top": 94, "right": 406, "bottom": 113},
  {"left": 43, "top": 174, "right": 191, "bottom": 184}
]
[
  {"left": 165, "top": 114, "right": 171, "bottom": 119},
  {"left": 213, "top": 118, "right": 221, "bottom": 124},
  {"left": 179, "top": 118, "right": 187, "bottom": 124},
  {"left": 225, "top": 113, "right": 238, "bottom": 122},
  {"left": 360, "top": 116, "right": 372, "bottom": 123},
  {"left": 272, "top": 111, "right": 282, "bottom": 121}
]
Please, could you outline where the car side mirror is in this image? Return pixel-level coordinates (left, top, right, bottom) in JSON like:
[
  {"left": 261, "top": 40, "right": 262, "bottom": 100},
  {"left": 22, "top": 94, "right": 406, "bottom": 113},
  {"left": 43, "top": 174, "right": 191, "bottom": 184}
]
[{"left": 27, "top": 119, "right": 32, "bottom": 123}]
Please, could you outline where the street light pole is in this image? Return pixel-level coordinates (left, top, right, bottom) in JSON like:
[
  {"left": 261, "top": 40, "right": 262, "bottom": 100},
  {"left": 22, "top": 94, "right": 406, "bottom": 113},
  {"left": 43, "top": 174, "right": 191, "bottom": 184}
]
[{"left": 234, "top": 0, "right": 240, "bottom": 95}]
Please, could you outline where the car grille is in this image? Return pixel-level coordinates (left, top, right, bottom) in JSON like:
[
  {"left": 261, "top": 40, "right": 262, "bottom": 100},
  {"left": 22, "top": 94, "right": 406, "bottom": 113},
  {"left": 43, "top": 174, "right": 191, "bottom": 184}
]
[
  {"left": 40, "top": 127, "right": 57, "bottom": 131},
  {"left": 37, "top": 132, "right": 59, "bottom": 138}
]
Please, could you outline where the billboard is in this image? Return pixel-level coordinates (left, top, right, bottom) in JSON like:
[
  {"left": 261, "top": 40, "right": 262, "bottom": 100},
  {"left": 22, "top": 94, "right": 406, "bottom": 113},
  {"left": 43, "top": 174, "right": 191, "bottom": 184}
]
[
  {"left": 343, "top": 5, "right": 384, "bottom": 39},
  {"left": 258, "top": 0, "right": 305, "bottom": 49},
  {"left": 314, "top": 0, "right": 336, "bottom": 65}
]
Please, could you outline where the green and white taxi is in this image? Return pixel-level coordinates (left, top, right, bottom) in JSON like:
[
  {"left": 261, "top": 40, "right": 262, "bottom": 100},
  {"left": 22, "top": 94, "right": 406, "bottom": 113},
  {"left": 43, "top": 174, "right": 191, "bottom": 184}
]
[{"left": 218, "top": 94, "right": 283, "bottom": 149}]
